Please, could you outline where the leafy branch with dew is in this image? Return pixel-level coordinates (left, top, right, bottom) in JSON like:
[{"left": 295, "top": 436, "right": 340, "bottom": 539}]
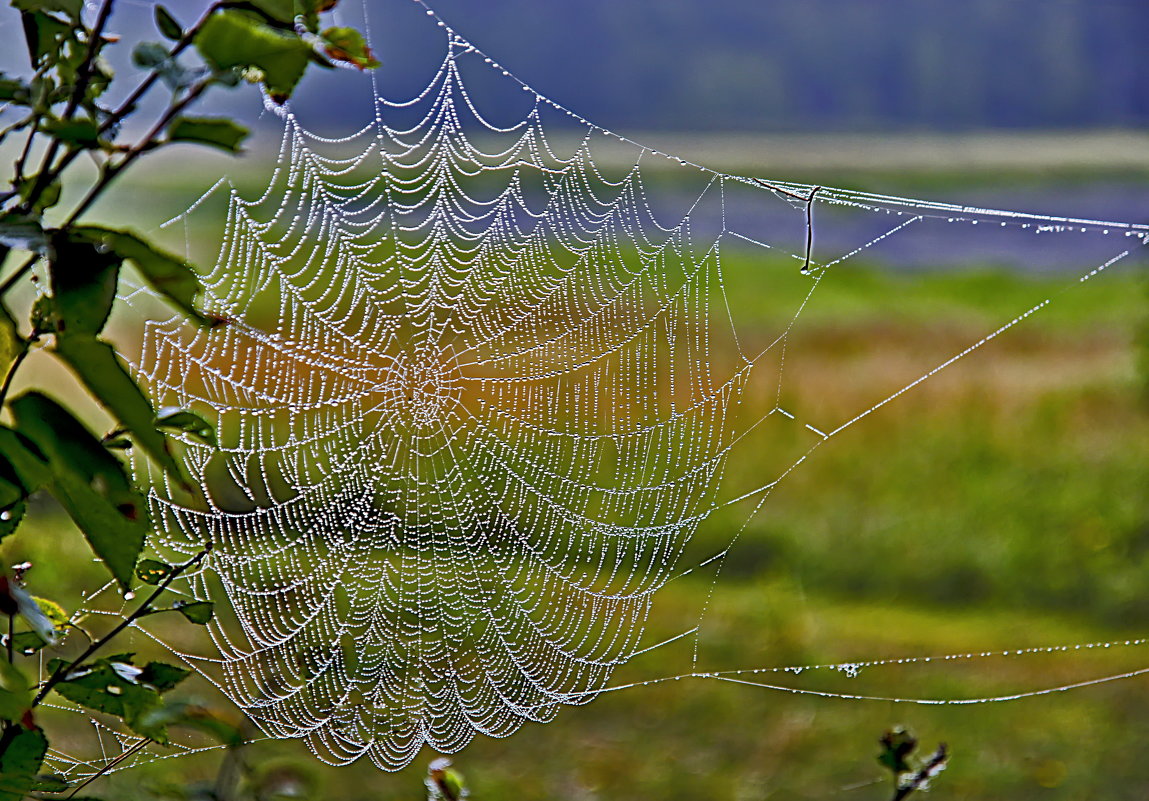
[{"left": 0, "top": 1, "right": 376, "bottom": 797}]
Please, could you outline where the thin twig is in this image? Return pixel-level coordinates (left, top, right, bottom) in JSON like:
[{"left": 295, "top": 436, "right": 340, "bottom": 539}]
[
  {"left": 13, "top": 117, "right": 41, "bottom": 184},
  {"left": 892, "top": 744, "right": 949, "bottom": 801},
  {"left": 37, "top": 1, "right": 225, "bottom": 199},
  {"left": 97, "top": 2, "right": 224, "bottom": 139},
  {"left": 62, "top": 78, "right": 211, "bottom": 227},
  {"left": 64, "top": 0, "right": 116, "bottom": 121},
  {"left": 750, "top": 176, "right": 811, "bottom": 203},
  {"left": 22, "top": 0, "right": 116, "bottom": 211},
  {"left": 749, "top": 178, "right": 821, "bottom": 273},
  {"left": 0, "top": 345, "right": 31, "bottom": 408},
  {"left": 31, "top": 545, "right": 212, "bottom": 707},
  {"left": 802, "top": 185, "right": 821, "bottom": 273},
  {"left": 65, "top": 735, "right": 152, "bottom": 798}
]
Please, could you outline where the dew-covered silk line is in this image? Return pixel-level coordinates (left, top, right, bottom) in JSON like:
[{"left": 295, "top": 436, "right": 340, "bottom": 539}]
[{"left": 95, "top": 0, "right": 1149, "bottom": 773}]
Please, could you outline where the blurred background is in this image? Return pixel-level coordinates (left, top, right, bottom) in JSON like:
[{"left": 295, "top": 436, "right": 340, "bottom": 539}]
[
  {"left": 349, "top": 0, "right": 1149, "bottom": 132},
  {"left": 2, "top": 0, "right": 1149, "bottom": 799}
]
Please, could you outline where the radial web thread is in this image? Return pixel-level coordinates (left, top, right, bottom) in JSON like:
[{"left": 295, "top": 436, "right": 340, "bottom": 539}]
[{"left": 37, "top": 0, "right": 1149, "bottom": 777}]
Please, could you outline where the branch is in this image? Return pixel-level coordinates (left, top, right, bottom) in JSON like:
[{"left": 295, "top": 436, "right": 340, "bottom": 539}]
[
  {"left": 62, "top": 77, "right": 212, "bottom": 227},
  {"left": 34, "top": 2, "right": 226, "bottom": 202},
  {"left": 64, "top": 735, "right": 152, "bottom": 798},
  {"left": 31, "top": 545, "right": 212, "bottom": 708},
  {"left": 13, "top": 116, "right": 41, "bottom": 184},
  {"left": 802, "top": 186, "right": 821, "bottom": 274},
  {"left": 22, "top": 0, "right": 117, "bottom": 212},
  {"left": 892, "top": 744, "right": 949, "bottom": 801},
  {"left": 65, "top": 0, "right": 117, "bottom": 121},
  {"left": 98, "top": 2, "right": 225, "bottom": 139},
  {"left": 749, "top": 178, "right": 821, "bottom": 274},
  {"left": 0, "top": 345, "right": 31, "bottom": 409}
]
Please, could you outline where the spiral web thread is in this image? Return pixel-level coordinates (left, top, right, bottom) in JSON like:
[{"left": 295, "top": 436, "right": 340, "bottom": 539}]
[{"left": 36, "top": 0, "right": 1149, "bottom": 779}]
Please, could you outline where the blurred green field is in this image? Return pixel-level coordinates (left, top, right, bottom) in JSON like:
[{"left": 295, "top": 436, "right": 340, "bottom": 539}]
[{"left": 4, "top": 153, "right": 1148, "bottom": 799}]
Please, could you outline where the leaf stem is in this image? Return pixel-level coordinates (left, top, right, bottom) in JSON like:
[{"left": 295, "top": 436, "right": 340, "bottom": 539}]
[
  {"left": 31, "top": 545, "right": 212, "bottom": 708},
  {"left": 0, "top": 345, "right": 31, "bottom": 409},
  {"left": 13, "top": 116, "right": 41, "bottom": 185}
]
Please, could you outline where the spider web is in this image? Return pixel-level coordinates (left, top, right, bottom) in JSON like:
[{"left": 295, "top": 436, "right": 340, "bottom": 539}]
[{"left": 38, "top": 0, "right": 1149, "bottom": 778}]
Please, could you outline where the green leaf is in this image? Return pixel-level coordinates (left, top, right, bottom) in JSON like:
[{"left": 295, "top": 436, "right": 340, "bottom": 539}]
[
  {"left": 68, "top": 226, "right": 209, "bottom": 325},
  {"left": 0, "top": 429, "right": 50, "bottom": 492},
  {"left": 49, "top": 230, "right": 122, "bottom": 337},
  {"left": 130, "top": 42, "right": 197, "bottom": 91},
  {"left": 135, "top": 702, "right": 246, "bottom": 747},
  {"left": 138, "top": 661, "right": 191, "bottom": 692},
  {"left": 30, "top": 596, "right": 67, "bottom": 628},
  {"left": 19, "top": 11, "right": 71, "bottom": 68},
  {"left": 135, "top": 558, "right": 174, "bottom": 586},
  {"left": 879, "top": 727, "right": 917, "bottom": 775},
  {"left": 5, "top": 584, "right": 59, "bottom": 646},
  {"left": 0, "top": 304, "right": 28, "bottom": 407},
  {"left": 83, "top": 56, "right": 114, "bottom": 105},
  {"left": 172, "top": 600, "right": 214, "bottom": 625},
  {"left": 0, "top": 660, "right": 31, "bottom": 720},
  {"left": 11, "top": 0, "right": 82, "bottom": 18},
  {"left": 242, "top": 0, "right": 342, "bottom": 26},
  {"left": 52, "top": 661, "right": 162, "bottom": 736},
  {"left": 9, "top": 393, "right": 149, "bottom": 589},
  {"left": 155, "top": 5, "right": 184, "bottom": 40},
  {"left": 29, "top": 296, "right": 53, "bottom": 335},
  {"left": 41, "top": 117, "right": 102, "bottom": 149},
  {"left": 27, "top": 773, "right": 67, "bottom": 793},
  {"left": 294, "top": 0, "right": 339, "bottom": 33},
  {"left": 0, "top": 477, "right": 20, "bottom": 511},
  {"left": 167, "top": 116, "right": 249, "bottom": 153},
  {"left": 0, "top": 434, "right": 42, "bottom": 542},
  {"left": 155, "top": 407, "right": 217, "bottom": 447},
  {"left": 0, "top": 76, "right": 31, "bottom": 104},
  {"left": 52, "top": 656, "right": 190, "bottom": 743},
  {"left": 245, "top": 0, "right": 295, "bottom": 23},
  {"left": 16, "top": 173, "right": 62, "bottom": 212},
  {"left": 0, "top": 725, "right": 47, "bottom": 800},
  {"left": 0, "top": 502, "right": 24, "bottom": 541},
  {"left": 428, "top": 759, "right": 467, "bottom": 801},
  {"left": 132, "top": 41, "right": 170, "bottom": 69},
  {"left": 8, "top": 631, "right": 49, "bottom": 655},
  {"left": 50, "top": 337, "right": 189, "bottom": 488},
  {"left": 0, "top": 475, "right": 20, "bottom": 512},
  {"left": 195, "top": 10, "right": 312, "bottom": 99},
  {"left": 0, "top": 214, "right": 48, "bottom": 255},
  {"left": 320, "top": 27, "right": 379, "bottom": 70}
]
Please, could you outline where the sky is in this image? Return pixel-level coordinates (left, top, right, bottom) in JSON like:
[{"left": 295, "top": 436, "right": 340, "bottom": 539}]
[{"left": 1, "top": 0, "right": 1147, "bottom": 135}]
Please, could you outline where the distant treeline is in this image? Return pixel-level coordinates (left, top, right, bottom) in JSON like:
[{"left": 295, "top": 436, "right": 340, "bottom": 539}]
[{"left": 348, "top": 0, "right": 1149, "bottom": 132}]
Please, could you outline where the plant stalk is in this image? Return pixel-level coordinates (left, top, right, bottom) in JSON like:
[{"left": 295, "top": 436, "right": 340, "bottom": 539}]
[
  {"left": 62, "top": 78, "right": 211, "bottom": 227},
  {"left": 22, "top": 0, "right": 117, "bottom": 212},
  {"left": 31, "top": 545, "right": 211, "bottom": 708}
]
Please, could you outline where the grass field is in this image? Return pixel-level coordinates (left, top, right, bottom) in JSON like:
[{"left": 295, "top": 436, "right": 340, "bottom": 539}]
[
  {"left": 4, "top": 146, "right": 1148, "bottom": 799},
  {"left": 10, "top": 261, "right": 1140, "bottom": 801}
]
